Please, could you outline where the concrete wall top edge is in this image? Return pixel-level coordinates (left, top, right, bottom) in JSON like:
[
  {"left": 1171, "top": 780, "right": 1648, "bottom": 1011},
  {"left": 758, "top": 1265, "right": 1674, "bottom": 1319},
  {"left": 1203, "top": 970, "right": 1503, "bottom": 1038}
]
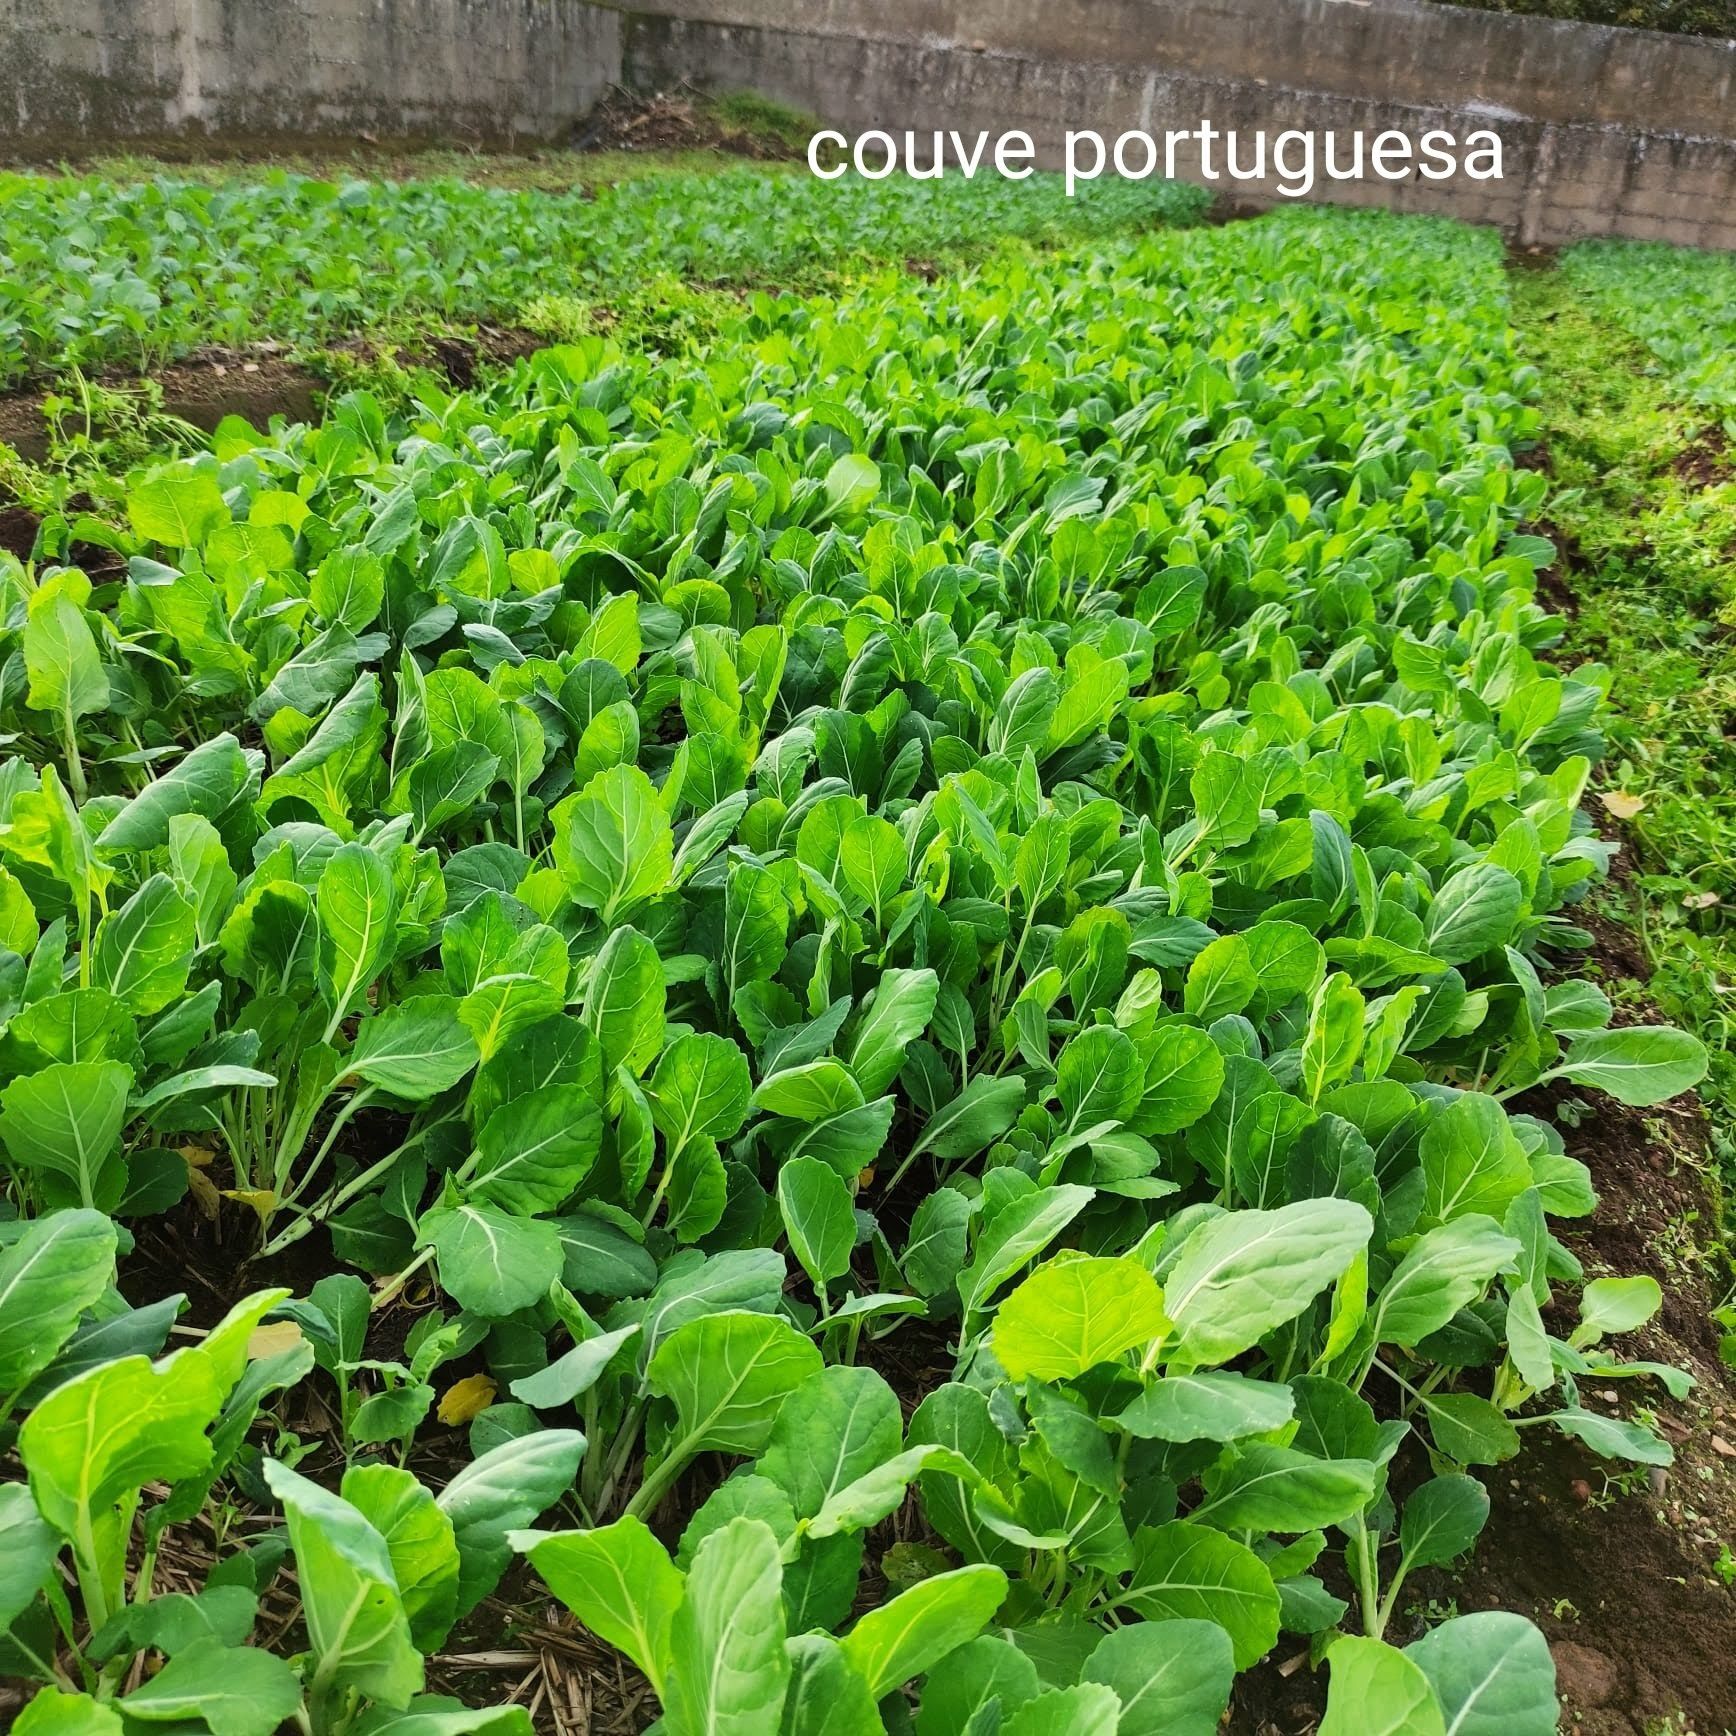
[{"left": 599, "top": 0, "right": 1736, "bottom": 137}]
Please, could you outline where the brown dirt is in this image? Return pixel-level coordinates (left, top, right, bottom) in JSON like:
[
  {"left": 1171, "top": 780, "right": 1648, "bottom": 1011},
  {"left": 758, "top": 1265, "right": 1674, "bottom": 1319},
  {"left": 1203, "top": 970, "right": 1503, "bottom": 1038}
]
[
  {"left": 0, "top": 352, "right": 324, "bottom": 462},
  {"left": 400, "top": 324, "right": 547, "bottom": 388},
  {"left": 0, "top": 324, "right": 545, "bottom": 471},
  {"left": 0, "top": 504, "right": 40, "bottom": 560},
  {"left": 1673, "top": 424, "right": 1734, "bottom": 491},
  {"left": 1534, "top": 517, "right": 1590, "bottom": 628},
  {"left": 574, "top": 84, "right": 802, "bottom": 161}
]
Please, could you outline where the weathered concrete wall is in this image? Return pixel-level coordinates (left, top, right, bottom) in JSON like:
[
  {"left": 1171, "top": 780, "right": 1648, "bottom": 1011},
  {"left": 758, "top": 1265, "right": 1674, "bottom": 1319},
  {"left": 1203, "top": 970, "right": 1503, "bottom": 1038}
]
[
  {"left": 0, "top": 0, "right": 620, "bottom": 148},
  {"left": 611, "top": 0, "right": 1736, "bottom": 249},
  {"left": 1, "top": 0, "right": 1732, "bottom": 247}
]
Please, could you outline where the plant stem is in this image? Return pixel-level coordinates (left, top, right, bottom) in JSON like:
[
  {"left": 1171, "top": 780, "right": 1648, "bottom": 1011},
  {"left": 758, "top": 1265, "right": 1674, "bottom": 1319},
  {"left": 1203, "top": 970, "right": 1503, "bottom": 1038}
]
[
  {"left": 624, "top": 1444, "right": 690, "bottom": 1522},
  {"left": 259, "top": 1125, "right": 429, "bottom": 1259},
  {"left": 372, "top": 1244, "right": 435, "bottom": 1310}
]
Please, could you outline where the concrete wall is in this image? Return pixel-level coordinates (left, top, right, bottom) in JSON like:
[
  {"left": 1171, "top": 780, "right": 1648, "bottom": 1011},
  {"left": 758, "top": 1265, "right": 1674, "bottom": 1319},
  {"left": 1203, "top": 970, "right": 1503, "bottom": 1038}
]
[
  {"left": 0, "top": 0, "right": 620, "bottom": 148},
  {"left": 0, "top": 0, "right": 1732, "bottom": 248},
  {"left": 612, "top": 0, "right": 1736, "bottom": 249}
]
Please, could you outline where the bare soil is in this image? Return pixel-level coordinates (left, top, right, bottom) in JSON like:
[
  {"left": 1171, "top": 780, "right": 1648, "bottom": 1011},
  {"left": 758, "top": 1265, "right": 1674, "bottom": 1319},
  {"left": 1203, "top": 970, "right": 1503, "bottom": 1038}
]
[
  {"left": 574, "top": 85, "right": 803, "bottom": 161},
  {"left": 0, "top": 322, "right": 544, "bottom": 475},
  {"left": 1673, "top": 424, "right": 1734, "bottom": 491},
  {"left": 0, "top": 352, "right": 324, "bottom": 463}
]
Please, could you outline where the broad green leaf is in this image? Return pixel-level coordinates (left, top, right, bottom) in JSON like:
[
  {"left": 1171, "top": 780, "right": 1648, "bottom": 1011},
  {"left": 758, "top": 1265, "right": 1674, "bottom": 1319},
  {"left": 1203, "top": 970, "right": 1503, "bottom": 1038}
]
[
  {"left": 98, "top": 735, "right": 252, "bottom": 852},
  {"left": 915, "top": 1075, "right": 1027, "bottom": 1163},
  {"left": 993, "top": 1255, "right": 1167, "bottom": 1382},
  {"left": 1191, "top": 1444, "right": 1375, "bottom": 1531},
  {"left": 1398, "top": 1476, "right": 1489, "bottom": 1571},
  {"left": 1164, "top": 1199, "right": 1373, "bottom": 1365},
  {"left": 1001, "top": 1684, "right": 1122, "bottom": 1736},
  {"left": 16, "top": 1693, "right": 121, "bottom": 1736},
  {"left": 583, "top": 926, "right": 666, "bottom": 1079},
  {"left": 838, "top": 1564, "right": 1008, "bottom": 1697},
  {"left": 119, "top": 1639, "right": 302, "bottom": 1736},
  {"left": 1321, "top": 1636, "right": 1445, "bottom": 1736},
  {"left": 1555, "top": 1026, "right": 1708, "bottom": 1105},
  {"left": 666, "top": 1134, "right": 729, "bottom": 1242},
  {"left": 651, "top": 1032, "right": 753, "bottom": 1156},
  {"left": 1424, "top": 1393, "right": 1520, "bottom": 1466},
  {"left": 263, "top": 1460, "right": 422, "bottom": 1709},
  {"left": 409, "top": 742, "right": 500, "bottom": 839},
  {"left": 128, "top": 471, "right": 229, "bottom": 546},
  {"left": 902, "top": 1187, "right": 972, "bottom": 1298},
  {"left": 759, "top": 1364, "right": 902, "bottom": 1521},
  {"left": 1183, "top": 935, "right": 1256, "bottom": 1022},
  {"left": 777, "top": 1156, "right": 857, "bottom": 1288},
  {"left": 342, "top": 1464, "right": 462, "bottom": 1651},
  {"left": 468, "top": 1083, "right": 602, "bottom": 1214},
  {"left": 1372, "top": 1216, "right": 1521, "bottom": 1347},
  {"left": 915, "top": 1634, "right": 1040, "bottom": 1736},
  {"left": 990, "top": 668, "right": 1059, "bottom": 759},
  {"left": 418, "top": 1205, "right": 562, "bottom": 1318},
  {"left": 0, "top": 1208, "right": 116, "bottom": 1393},
  {"left": 1405, "top": 1612, "right": 1557, "bottom": 1736},
  {"left": 1574, "top": 1275, "right": 1662, "bottom": 1343},
  {"left": 957, "top": 1183, "right": 1095, "bottom": 1319},
  {"left": 755, "top": 1061, "right": 863, "bottom": 1120},
  {"left": 782, "top": 1632, "right": 882, "bottom": 1736},
  {"left": 1547, "top": 1407, "right": 1673, "bottom": 1465},
  {"left": 344, "top": 1696, "right": 533, "bottom": 1735},
  {"left": 1114, "top": 1372, "right": 1295, "bottom": 1444},
  {"left": 310, "top": 546, "right": 385, "bottom": 632},
  {"left": 805, "top": 1443, "right": 965, "bottom": 1541},
  {"left": 515, "top": 1517, "right": 681, "bottom": 1696},
  {"left": 348, "top": 1000, "right": 480, "bottom": 1098},
  {"left": 1116, "top": 1522, "right": 1280, "bottom": 1670},
  {"left": 1055, "top": 1026, "right": 1142, "bottom": 1131},
  {"left": 1080, "top": 1619, "right": 1235, "bottom": 1736},
  {"left": 666, "top": 1517, "right": 791, "bottom": 1736},
  {"left": 509, "top": 1324, "right": 640, "bottom": 1410},
  {"left": 648, "top": 1311, "right": 824, "bottom": 1459},
  {"left": 1301, "top": 973, "right": 1364, "bottom": 1101},
  {"left": 0, "top": 1481, "right": 60, "bottom": 1629},
  {"left": 0, "top": 1059, "right": 134, "bottom": 1212},
  {"left": 839, "top": 815, "right": 906, "bottom": 916},
  {"left": 92, "top": 874, "right": 197, "bottom": 1015},
  {"left": 847, "top": 968, "right": 939, "bottom": 1098},
  {"left": 437, "top": 1429, "right": 587, "bottom": 1619},
  {"left": 1423, "top": 864, "right": 1524, "bottom": 966},
  {"left": 824, "top": 454, "right": 880, "bottom": 516},
  {"left": 563, "top": 765, "right": 673, "bottom": 923},
  {"left": 1417, "top": 1095, "right": 1532, "bottom": 1230},
  {"left": 24, "top": 571, "right": 108, "bottom": 722},
  {"left": 1133, "top": 1024, "right": 1224, "bottom": 1135},
  {"left": 722, "top": 862, "right": 789, "bottom": 1001},
  {"left": 318, "top": 841, "right": 397, "bottom": 1034}
]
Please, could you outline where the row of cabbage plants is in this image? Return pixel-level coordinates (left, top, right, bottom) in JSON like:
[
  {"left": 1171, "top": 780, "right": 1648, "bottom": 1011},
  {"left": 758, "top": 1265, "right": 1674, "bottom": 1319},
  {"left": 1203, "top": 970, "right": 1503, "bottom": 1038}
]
[{"left": 0, "top": 205, "right": 1705, "bottom": 1736}]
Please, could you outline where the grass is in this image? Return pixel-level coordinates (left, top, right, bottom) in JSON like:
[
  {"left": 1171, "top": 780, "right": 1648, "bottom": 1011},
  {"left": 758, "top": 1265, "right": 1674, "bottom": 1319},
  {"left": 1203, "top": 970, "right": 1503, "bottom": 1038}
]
[{"left": 1508, "top": 258, "right": 1736, "bottom": 1188}]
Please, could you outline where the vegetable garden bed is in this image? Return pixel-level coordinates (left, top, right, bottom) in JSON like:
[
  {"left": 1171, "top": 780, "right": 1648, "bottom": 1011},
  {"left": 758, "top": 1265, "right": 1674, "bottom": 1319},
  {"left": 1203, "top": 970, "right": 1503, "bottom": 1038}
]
[{"left": 0, "top": 172, "right": 1730, "bottom": 1736}]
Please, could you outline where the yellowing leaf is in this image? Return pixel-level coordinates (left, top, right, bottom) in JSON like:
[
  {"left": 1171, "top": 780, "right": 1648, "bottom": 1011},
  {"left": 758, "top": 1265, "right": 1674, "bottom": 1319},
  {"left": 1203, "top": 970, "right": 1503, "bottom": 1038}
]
[
  {"left": 246, "top": 1320, "right": 304, "bottom": 1361},
  {"left": 1599, "top": 790, "right": 1647, "bottom": 820},
  {"left": 223, "top": 1188, "right": 278, "bottom": 1225},
  {"left": 185, "top": 1166, "right": 221, "bottom": 1219},
  {"left": 437, "top": 1373, "right": 498, "bottom": 1425}
]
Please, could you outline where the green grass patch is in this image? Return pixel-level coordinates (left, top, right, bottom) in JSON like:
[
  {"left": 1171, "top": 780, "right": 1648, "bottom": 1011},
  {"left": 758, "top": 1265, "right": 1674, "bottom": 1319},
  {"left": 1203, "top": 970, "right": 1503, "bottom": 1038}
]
[{"left": 1511, "top": 261, "right": 1736, "bottom": 1172}]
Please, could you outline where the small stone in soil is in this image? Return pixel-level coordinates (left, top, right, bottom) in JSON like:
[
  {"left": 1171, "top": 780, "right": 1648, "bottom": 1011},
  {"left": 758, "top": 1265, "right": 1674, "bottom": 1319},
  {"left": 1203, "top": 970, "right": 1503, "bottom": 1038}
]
[{"left": 1551, "top": 1639, "right": 1624, "bottom": 1710}]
